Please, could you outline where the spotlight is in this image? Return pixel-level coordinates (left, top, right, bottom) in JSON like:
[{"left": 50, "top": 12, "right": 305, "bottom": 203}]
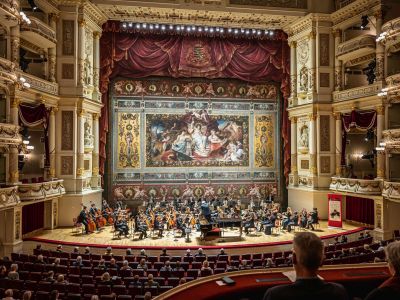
[
  {"left": 198, "top": 27, "right": 203, "bottom": 32},
  {"left": 240, "top": 28, "right": 245, "bottom": 33},
  {"left": 228, "top": 28, "right": 232, "bottom": 33},
  {"left": 192, "top": 26, "right": 196, "bottom": 31},
  {"left": 216, "top": 27, "right": 220, "bottom": 32},
  {"left": 161, "top": 25, "right": 166, "bottom": 30},
  {"left": 209, "top": 27, "right": 214, "bottom": 33},
  {"left": 186, "top": 27, "right": 191, "bottom": 32},
  {"left": 220, "top": 28, "right": 224, "bottom": 33},
  {"left": 142, "top": 23, "right": 147, "bottom": 29},
  {"left": 149, "top": 24, "right": 154, "bottom": 30},
  {"left": 176, "top": 25, "right": 181, "bottom": 31},
  {"left": 155, "top": 24, "right": 159, "bottom": 29},
  {"left": 257, "top": 30, "right": 261, "bottom": 35},
  {"left": 234, "top": 29, "right": 239, "bottom": 34},
  {"left": 169, "top": 25, "right": 174, "bottom": 30},
  {"left": 204, "top": 26, "right": 209, "bottom": 32},
  {"left": 361, "top": 15, "right": 369, "bottom": 29},
  {"left": 269, "top": 30, "right": 274, "bottom": 36},
  {"left": 28, "top": 0, "right": 38, "bottom": 11},
  {"left": 135, "top": 23, "right": 140, "bottom": 29},
  {"left": 252, "top": 29, "right": 256, "bottom": 34},
  {"left": 122, "top": 23, "right": 127, "bottom": 28}
]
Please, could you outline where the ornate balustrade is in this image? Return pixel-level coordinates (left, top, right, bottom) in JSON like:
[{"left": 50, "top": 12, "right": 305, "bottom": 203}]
[
  {"left": 382, "top": 181, "right": 400, "bottom": 201},
  {"left": 0, "top": 0, "right": 19, "bottom": 27},
  {"left": 0, "top": 186, "right": 20, "bottom": 210},
  {"left": 18, "top": 180, "right": 65, "bottom": 202},
  {"left": 0, "top": 57, "right": 18, "bottom": 84},
  {"left": 17, "top": 72, "right": 58, "bottom": 96},
  {"left": 20, "top": 17, "right": 56, "bottom": 49},
  {"left": 382, "top": 128, "right": 400, "bottom": 148},
  {"left": 336, "top": 34, "right": 376, "bottom": 62},
  {"left": 333, "top": 82, "right": 381, "bottom": 102},
  {"left": 382, "top": 16, "right": 400, "bottom": 39},
  {"left": 386, "top": 73, "right": 400, "bottom": 88},
  {"left": 330, "top": 177, "right": 383, "bottom": 195},
  {"left": 0, "top": 123, "right": 21, "bottom": 147}
]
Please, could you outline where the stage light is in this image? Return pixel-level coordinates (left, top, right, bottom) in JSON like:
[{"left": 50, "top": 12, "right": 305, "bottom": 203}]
[
  {"left": 161, "top": 25, "right": 166, "bottom": 30},
  {"left": 228, "top": 28, "right": 232, "bottom": 33},
  {"left": 155, "top": 24, "right": 159, "bottom": 29},
  {"left": 192, "top": 26, "right": 196, "bottom": 31},
  {"left": 142, "top": 23, "right": 147, "bottom": 29},
  {"left": 245, "top": 29, "right": 250, "bottom": 34},
  {"left": 257, "top": 30, "right": 261, "bottom": 35},
  {"left": 198, "top": 27, "right": 203, "bottom": 32},
  {"left": 220, "top": 28, "right": 224, "bottom": 33},
  {"left": 149, "top": 24, "right": 154, "bottom": 30},
  {"left": 23, "top": 140, "right": 29, "bottom": 145},
  {"left": 204, "top": 26, "right": 209, "bottom": 32},
  {"left": 28, "top": 0, "right": 38, "bottom": 11},
  {"left": 169, "top": 24, "right": 174, "bottom": 30},
  {"left": 240, "top": 28, "right": 245, "bottom": 33},
  {"left": 176, "top": 26, "right": 181, "bottom": 31},
  {"left": 269, "top": 30, "right": 274, "bottom": 36},
  {"left": 252, "top": 29, "right": 256, "bottom": 34},
  {"left": 210, "top": 27, "right": 214, "bottom": 33},
  {"left": 122, "top": 23, "right": 127, "bottom": 28},
  {"left": 135, "top": 23, "right": 140, "bottom": 29},
  {"left": 186, "top": 27, "right": 191, "bottom": 32},
  {"left": 27, "top": 145, "right": 34, "bottom": 150},
  {"left": 361, "top": 15, "right": 369, "bottom": 29},
  {"left": 234, "top": 29, "right": 239, "bottom": 34}
]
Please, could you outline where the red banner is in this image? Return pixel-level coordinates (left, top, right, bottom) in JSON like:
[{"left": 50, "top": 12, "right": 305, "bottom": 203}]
[{"left": 328, "top": 194, "right": 343, "bottom": 228}]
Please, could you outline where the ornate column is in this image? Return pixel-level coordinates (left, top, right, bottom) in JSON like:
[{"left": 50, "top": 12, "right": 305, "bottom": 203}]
[
  {"left": 77, "top": 110, "right": 85, "bottom": 178},
  {"left": 376, "top": 105, "right": 385, "bottom": 179},
  {"left": 48, "top": 107, "right": 56, "bottom": 179},
  {"left": 9, "top": 97, "right": 19, "bottom": 184},
  {"left": 78, "top": 19, "right": 86, "bottom": 87},
  {"left": 334, "top": 112, "right": 342, "bottom": 176},
  {"left": 10, "top": 25, "right": 19, "bottom": 66},
  {"left": 48, "top": 14, "right": 58, "bottom": 83},
  {"left": 375, "top": 11, "right": 385, "bottom": 82},
  {"left": 309, "top": 113, "right": 317, "bottom": 175},
  {"left": 91, "top": 113, "right": 100, "bottom": 188},
  {"left": 290, "top": 116, "right": 298, "bottom": 186},
  {"left": 92, "top": 32, "right": 101, "bottom": 102},
  {"left": 309, "top": 31, "right": 317, "bottom": 94},
  {"left": 333, "top": 29, "right": 343, "bottom": 91},
  {"left": 289, "top": 41, "right": 297, "bottom": 106}
]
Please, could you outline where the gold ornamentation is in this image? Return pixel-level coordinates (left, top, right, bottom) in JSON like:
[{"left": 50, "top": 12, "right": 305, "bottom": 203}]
[
  {"left": 11, "top": 97, "right": 20, "bottom": 108},
  {"left": 79, "top": 19, "right": 86, "bottom": 27},
  {"left": 92, "top": 167, "right": 99, "bottom": 176},
  {"left": 254, "top": 115, "right": 275, "bottom": 168},
  {"left": 290, "top": 116, "right": 297, "bottom": 123},
  {"left": 117, "top": 112, "right": 140, "bottom": 169},
  {"left": 93, "top": 113, "right": 100, "bottom": 120},
  {"left": 333, "top": 112, "right": 341, "bottom": 120},
  {"left": 374, "top": 10, "right": 383, "bottom": 20},
  {"left": 76, "top": 167, "right": 84, "bottom": 177},
  {"left": 376, "top": 105, "right": 384, "bottom": 115},
  {"left": 9, "top": 170, "right": 19, "bottom": 183},
  {"left": 289, "top": 41, "right": 297, "bottom": 48},
  {"left": 332, "top": 29, "right": 342, "bottom": 38},
  {"left": 93, "top": 31, "right": 101, "bottom": 39},
  {"left": 308, "top": 30, "right": 316, "bottom": 40}
]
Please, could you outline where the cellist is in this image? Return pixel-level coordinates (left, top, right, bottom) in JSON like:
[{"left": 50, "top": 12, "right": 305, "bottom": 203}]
[{"left": 78, "top": 205, "right": 89, "bottom": 234}]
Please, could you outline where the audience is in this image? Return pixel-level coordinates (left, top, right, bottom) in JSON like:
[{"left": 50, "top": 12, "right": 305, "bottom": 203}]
[
  {"left": 56, "top": 245, "right": 63, "bottom": 253},
  {"left": 73, "top": 256, "right": 84, "bottom": 267},
  {"left": 195, "top": 248, "right": 206, "bottom": 258},
  {"left": 185, "top": 249, "right": 193, "bottom": 257},
  {"left": 2, "top": 289, "right": 14, "bottom": 300},
  {"left": 365, "top": 241, "right": 400, "bottom": 300},
  {"left": 160, "top": 248, "right": 169, "bottom": 257},
  {"left": 7, "top": 264, "right": 19, "bottom": 280},
  {"left": 49, "top": 290, "right": 59, "bottom": 300},
  {"left": 52, "top": 258, "right": 61, "bottom": 267},
  {"left": 56, "top": 274, "right": 68, "bottom": 284},
  {"left": 98, "top": 259, "right": 107, "bottom": 270},
  {"left": 140, "top": 249, "right": 148, "bottom": 259},
  {"left": 84, "top": 246, "right": 91, "bottom": 255},
  {"left": 145, "top": 274, "right": 160, "bottom": 289},
  {"left": 46, "top": 270, "right": 56, "bottom": 283},
  {"left": 0, "top": 265, "right": 7, "bottom": 279},
  {"left": 263, "top": 232, "right": 348, "bottom": 300},
  {"left": 137, "top": 258, "right": 148, "bottom": 271},
  {"left": 105, "top": 246, "right": 113, "bottom": 256},
  {"left": 129, "top": 275, "right": 142, "bottom": 287},
  {"left": 22, "top": 291, "right": 32, "bottom": 300},
  {"left": 101, "top": 272, "right": 113, "bottom": 285},
  {"left": 35, "top": 254, "right": 45, "bottom": 264},
  {"left": 144, "top": 292, "right": 152, "bottom": 300},
  {"left": 126, "top": 248, "right": 133, "bottom": 256},
  {"left": 121, "top": 260, "right": 131, "bottom": 271}
]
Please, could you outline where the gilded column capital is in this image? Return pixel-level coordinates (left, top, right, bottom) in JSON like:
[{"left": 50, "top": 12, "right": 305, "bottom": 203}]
[
  {"left": 290, "top": 116, "right": 297, "bottom": 123},
  {"left": 11, "top": 97, "right": 20, "bottom": 108},
  {"left": 79, "top": 19, "right": 86, "bottom": 27},
  {"left": 76, "top": 167, "right": 84, "bottom": 177},
  {"left": 374, "top": 10, "right": 383, "bottom": 20},
  {"left": 93, "top": 31, "right": 102, "bottom": 39},
  {"left": 376, "top": 105, "right": 385, "bottom": 115},
  {"left": 78, "top": 109, "right": 85, "bottom": 117},
  {"left": 333, "top": 112, "right": 342, "bottom": 120},
  {"left": 93, "top": 113, "right": 100, "bottom": 120},
  {"left": 289, "top": 41, "right": 297, "bottom": 48},
  {"left": 308, "top": 113, "right": 317, "bottom": 121},
  {"left": 48, "top": 13, "right": 59, "bottom": 23},
  {"left": 308, "top": 30, "right": 316, "bottom": 40}
]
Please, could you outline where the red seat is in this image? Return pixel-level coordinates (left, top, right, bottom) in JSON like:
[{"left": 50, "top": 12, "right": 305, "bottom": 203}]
[
  {"left": 82, "top": 284, "right": 96, "bottom": 295},
  {"left": 113, "top": 284, "right": 127, "bottom": 295},
  {"left": 167, "top": 277, "right": 179, "bottom": 287},
  {"left": 214, "top": 268, "right": 226, "bottom": 274},
  {"left": 187, "top": 269, "right": 199, "bottom": 278},
  {"left": 67, "top": 283, "right": 81, "bottom": 294}
]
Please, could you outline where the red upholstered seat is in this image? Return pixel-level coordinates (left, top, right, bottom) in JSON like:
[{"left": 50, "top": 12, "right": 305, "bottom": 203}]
[
  {"left": 82, "top": 284, "right": 96, "bottom": 295},
  {"left": 113, "top": 284, "right": 128, "bottom": 295},
  {"left": 214, "top": 268, "right": 226, "bottom": 274},
  {"left": 187, "top": 269, "right": 199, "bottom": 278},
  {"left": 167, "top": 277, "right": 179, "bottom": 287}
]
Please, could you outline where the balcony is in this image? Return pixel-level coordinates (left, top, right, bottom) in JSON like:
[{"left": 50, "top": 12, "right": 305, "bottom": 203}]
[
  {"left": 0, "top": 0, "right": 19, "bottom": 27},
  {"left": 382, "top": 128, "right": 400, "bottom": 149},
  {"left": 330, "top": 177, "right": 383, "bottom": 195},
  {"left": 0, "top": 186, "right": 20, "bottom": 210},
  {"left": 382, "top": 181, "right": 400, "bottom": 201},
  {"left": 0, "top": 123, "right": 21, "bottom": 148},
  {"left": 0, "top": 57, "right": 18, "bottom": 84},
  {"left": 20, "top": 17, "right": 56, "bottom": 49},
  {"left": 382, "top": 16, "right": 400, "bottom": 40},
  {"left": 333, "top": 82, "right": 381, "bottom": 103},
  {"left": 18, "top": 179, "right": 65, "bottom": 202},
  {"left": 386, "top": 73, "right": 400, "bottom": 88},
  {"left": 337, "top": 35, "right": 376, "bottom": 63},
  {"left": 17, "top": 71, "right": 58, "bottom": 96}
]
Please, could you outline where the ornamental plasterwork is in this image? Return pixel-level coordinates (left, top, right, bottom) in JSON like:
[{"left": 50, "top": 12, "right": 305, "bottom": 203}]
[
  {"left": 297, "top": 39, "right": 309, "bottom": 66},
  {"left": 18, "top": 179, "right": 66, "bottom": 202},
  {"left": 0, "top": 186, "right": 20, "bottom": 210},
  {"left": 331, "top": 0, "right": 381, "bottom": 26},
  {"left": 16, "top": 71, "right": 59, "bottom": 96},
  {"left": 333, "top": 83, "right": 381, "bottom": 102},
  {"left": 382, "top": 181, "right": 400, "bottom": 201},
  {"left": 0, "top": 123, "right": 22, "bottom": 146},
  {"left": 285, "top": 14, "right": 331, "bottom": 40},
  {"left": 329, "top": 177, "right": 383, "bottom": 195}
]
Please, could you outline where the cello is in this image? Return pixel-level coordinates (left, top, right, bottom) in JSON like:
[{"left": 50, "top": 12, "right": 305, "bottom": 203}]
[{"left": 87, "top": 216, "right": 96, "bottom": 233}]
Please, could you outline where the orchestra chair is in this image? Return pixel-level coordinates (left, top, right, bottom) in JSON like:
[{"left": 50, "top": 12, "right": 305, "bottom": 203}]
[{"left": 72, "top": 218, "right": 84, "bottom": 235}]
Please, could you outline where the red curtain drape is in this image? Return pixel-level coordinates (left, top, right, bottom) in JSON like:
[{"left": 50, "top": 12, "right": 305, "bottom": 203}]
[
  {"left": 100, "top": 21, "right": 290, "bottom": 183},
  {"left": 345, "top": 196, "right": 374, "bottom": 225},
  {"left": 22, "top": 201, "right": 44, "bottom": 235},
  {"left": 19, "top": 103, "right": 50, "bottom": 167}
]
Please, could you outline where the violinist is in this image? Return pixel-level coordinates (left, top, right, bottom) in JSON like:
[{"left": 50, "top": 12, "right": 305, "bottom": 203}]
[
  {"left": 287, "top": 211, "right": 299, "bottom": 233},
  {"left": 78, "top": 206, "right": 89, "bottom": 234},
  {"left": 153, "top": 215, "right": 164, "bottom": 238},
  {"left": 243, "top": 209, "right": 256, "bottom": 235},
  {"left": 114, "top": 216, "right": 129, "bottom": 238},
  {"left": 136, "top": 213, "right": 148, "bottom": 239}
]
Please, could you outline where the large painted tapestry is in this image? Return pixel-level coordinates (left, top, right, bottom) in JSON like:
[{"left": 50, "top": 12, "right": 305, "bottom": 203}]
[
  {"left": 117, "top": 113, "right": 140, "bottom": 169},
  {"left": 254, "top": 115, "right": 275, "bottom": 168},
  {"left": 146, "top": 112, "right": 249, "bottom": 167}
]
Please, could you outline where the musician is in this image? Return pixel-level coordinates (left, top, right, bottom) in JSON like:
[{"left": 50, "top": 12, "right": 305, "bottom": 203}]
[
  {"left": 89, "top": 203, "right": 97, "bottom": 219},
  {"left": 287, "top": 212, "right": 299, "bottom": 233},
  {"left": 78, "top": 206, "right": 89, "bottom": 234},
  {"left": 282, "top": 207, "right": 292, "bottom": 230},
  {"left": 176, "top": 216, "right": 186, "bottom": 237},
  {"left": 243, "top": 210, "right": 256, "bottom": 235},
  {"left": 136, "top": 215, "right": 148, "bottom": 239},
  {"left": 153, "top": 216, "right": 164, "bottom": 238},
  {"left": 200, "top": 200, "right": 212, "bottom": 222},
  {"left": 114, "top": 217, "right": 129, "bottom": 238},
  {"left": 306, "top": 208, "right": 318, "bottom": 231}
]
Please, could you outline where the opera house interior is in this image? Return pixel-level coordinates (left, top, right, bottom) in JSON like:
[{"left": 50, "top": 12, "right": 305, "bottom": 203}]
[{"left": 1, "top": 0, "right": 400, "bottom": 299}]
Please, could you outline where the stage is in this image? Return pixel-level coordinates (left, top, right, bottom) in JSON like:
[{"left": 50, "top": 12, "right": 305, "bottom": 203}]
[{"left": 23, "top": 221, "right": 366, "bottom": 254}]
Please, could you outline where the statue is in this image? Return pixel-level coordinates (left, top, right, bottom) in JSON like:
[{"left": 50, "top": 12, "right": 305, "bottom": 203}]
[
  {"left": 299, "top": 67, "right": 308, "bottom": 92},
  {"left": 84, "top": 120, "right": 93, "bottom": 146},
  {"left": 299, "top": 125, "right": 309, "bottom": 148}
]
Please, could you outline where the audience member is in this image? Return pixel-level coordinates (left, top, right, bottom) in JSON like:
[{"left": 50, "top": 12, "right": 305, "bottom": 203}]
[
  {"left": 73, "top": 247, "right": 79, "bottom": 254},
  {"left": 137, "top": 258, "right": 148, "bottom": 271},
  {"left": 145, "top": 274, "right": 160, "bottom": 289},
  {"left": 195, "top": 248, "right": 206, "bottom": 258},
  {"left": 90, "top": 296, "right": 99, "bottom": 300},
  {"left": 365, "top": 241, "right": 400, "bottom": 300},
  {"left": 46, "top": 271, "right": 55, "bottom": 283},
  {"left": 173, "top": 261, "right": 184, "bottom": 272},
  {"left": 160, "top": 260, "right": 172, "bottom": 273},
  {"left": 179, "top": 278, "right": 187, "bottom": 285},
  {"left": 126, "top": 248, "right": 133, "bottom": 256},
  {"left": 0, "top": 265, "right": 7, "bottom": 279},
  {"left": 239, "top": 259, "right": 252, "bottom": 270},
  {"left": 49, "top": 290, "right": 59, "bottom": 300},
  {"left": 56, "top": 274, "right": 68, "bottom": 284},
  {"left": 144, "top": 292, "right": 152, "bottom": 300},
  {"left": 217, "top": 248, "right": 227, "bottom": 259},
  {"left": 121, "top": 260, "right": 131, "bottom": 271},
  {"left": 52, "top": 258, "right": 61, "bottom": 267},
  {"left": 84, "top": 246, "right": 91, "bottom": 255},
  {"left": 140, "top": 249, "right": 148, "bottom": 259},
  {"left": 105, "top": 246, "right": 113, "bottom": 256},
  {"left": 129, "top": 275, "right": 142, "bottom": 287},
  {"left": 160, "top": 248, "right": 169, "bottom": 257},
  {"left": 101, "top": 272, "right": 113, "bottom": 285},
  {"left": 56, "top": 245, "right": 63, "bottom": 253},
  {"left": 2, "top": 289, "right": 14, "bottom": 300},
  {"left": 108, "top": 258, "right": 119, "bottom": 270},
  {"left": 36, "top": 254, "right": 45, "bottom": 264},
  {"left": 185, "top": 249, "right": 193, "bottom": 257},
  {"left": 7, "top": 264, "right": 19, "bottom": 280},
  {"left": 377, "top": 241, "right": 385, "bottom": 252},
  {"left": 263, "top": 232, "right": 348, "bottom": 300},
  {"left": 98, "top": 259, "right": 107, "bottom": 270},
  {"left": 358, "top": 232, "right": 365, "bottom": 240},
  {"left": 340, "top": 235, "right": 348, "bottom": 244},
  {"left": 73, "top": 256, "right": 84, "bottom": 267},
  {"left": 22, "top": 291, "right": 32, "bottom": 300},
  {"left": 199, "top": 260, "right": 213, "bottom": 275}
]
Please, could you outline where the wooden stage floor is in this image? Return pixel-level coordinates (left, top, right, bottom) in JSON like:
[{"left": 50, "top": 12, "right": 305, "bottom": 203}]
[{"left": 25, "top": 221, "right": 364, "bottom": 251}]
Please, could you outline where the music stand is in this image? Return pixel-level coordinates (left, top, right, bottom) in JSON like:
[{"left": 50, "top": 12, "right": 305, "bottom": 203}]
[{"left": 185, "top": 227, "right": 191, "bottom": 243}]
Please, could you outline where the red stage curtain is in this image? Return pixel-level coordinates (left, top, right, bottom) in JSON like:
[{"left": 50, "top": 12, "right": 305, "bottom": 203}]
[
  {"left": 100, "top": 21, "right": 291, "bottom": 183},
  {"left": 345, "top": 196, "right": 374, "bottom": 225},
  {"left": 22, "top": 202, "right": 44, "bottom": 235}
]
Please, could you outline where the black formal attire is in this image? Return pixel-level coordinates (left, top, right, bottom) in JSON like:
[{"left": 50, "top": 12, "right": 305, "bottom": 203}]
[
  {"left": 78, "top": 209, "right": 88, "bottom": 233},
  {"left": 263, "top": 277, "right": 348, "bottom": 300},
  {"left": 365, "top": 275, "right": 400, "bottom": 300},
  {"left": 287, "top": 215, "right": 299, "bottom": 232}
]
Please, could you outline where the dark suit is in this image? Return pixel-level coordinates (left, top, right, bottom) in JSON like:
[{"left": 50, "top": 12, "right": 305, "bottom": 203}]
[
  {"left": 263, "top": 277, "right": 348, "bottom": 300},
  {"left": 364, "top": 276, "right": 400, "bottom": 300}
]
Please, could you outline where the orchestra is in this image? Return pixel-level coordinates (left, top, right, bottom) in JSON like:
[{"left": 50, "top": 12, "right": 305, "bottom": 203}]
[{"left": 76, "top": 196, "right": 319, "bottom": 240}]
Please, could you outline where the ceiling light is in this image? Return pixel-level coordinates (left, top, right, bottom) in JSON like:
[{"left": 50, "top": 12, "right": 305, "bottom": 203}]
[
  {"left": 149, "top": 24, "right": 154, "bottom": 30},
  {"left": 161, "top": 25, "right": 166, "bottom": 30},
  {"left": 169, "top": 25, "right": 174, "bottom": 30},
  {"left": 135, "top": 23, "right": 140, "bottom": 29},
  {"left": 228, "top": 28, "right": 232, "bottom": 33}
]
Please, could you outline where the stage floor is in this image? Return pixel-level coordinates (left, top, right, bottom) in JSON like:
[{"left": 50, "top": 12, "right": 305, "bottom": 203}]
[{"left": 24, "top": 221, "right": 364, "bottom": 251}]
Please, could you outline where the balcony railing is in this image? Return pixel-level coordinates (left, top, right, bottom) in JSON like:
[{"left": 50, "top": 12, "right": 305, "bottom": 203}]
[
  {"left": 18, "top": 179, "right": 65, "bottom": 202},
  {"left": 0, "top": 186, "right": 20, "bottom": 209},
  {"left": 330, "top": 177, "right": 383, "bottom": 195},
  {"left": 17, "top": 71, "right": 58, "bottom": 96},
  {"left": 382, "top": 128, "right": 400, "bottom": 148},
  {"left": 386, "top": 73, "right": 400, "bottom": 88},
  {"left": 0, "top": 57, "right": 18, "bottom": 84},
  {"left": 0, "top": 0, "right": 19, "bottom": 26},
  {"left": 382, "top": 16, "right": 400, "bottom": 40},
  {"left": 382, "top": 181, "right": 400, "bottom": 200},
  {"left": 0, "top": 123, "right": 21, "bottom": 146},
  {"left": 333, "top": 82, "right": 381, "bottom": 102},
  {"left": 20, "top": 17, "right": 56, "bottom": 49},
  {"left": 337, "top": 34, "right": 376, "bottom": 62}
]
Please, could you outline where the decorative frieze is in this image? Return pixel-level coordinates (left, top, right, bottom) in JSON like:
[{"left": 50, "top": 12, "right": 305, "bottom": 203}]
[
  {"left": 382, "top": 129, "right": 400, "bottom": 148},
  {"left": 382, "top": 181, "right": 400, "bottom": 200},
  {"left": 336, "top": 34, "right": 376, "bottom": 62},
  {"left": 0, "top": 186, "right": 20, "bottom": 210},
  {"left": 0, "top": 123, "right": 21, "bottom": 146},
  {"left": 20, "top": 16, "right": 57, "bottom": 47},
  {"left": 0, "top": 57, "right": 18, "bottom": 84},
  {"left": 17, "top": 180, "right": 66, "bottom": 202},
  {"left": 333, "top": 83, "right": 381, "bottom": 102},
  {"left": 16, "top": 72, "right": 59, "bottom": 95},
  {"left": 330, "top": 177, "right": 383, "bottom": 195}
]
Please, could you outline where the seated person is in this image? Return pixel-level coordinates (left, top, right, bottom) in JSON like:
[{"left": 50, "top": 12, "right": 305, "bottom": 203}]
[
  {"left": 56, "top": 245, "right": 64, "bottom": 253},
  {"left": 173, "top": 261, "right": 184, "bottom": 272},
  {"left": 101, "top": 272, "right": 113, "bottom": 285},
  {"left": 365, "top": 241, "right": 400, "bottom": 300},
  {"left": 263, "top": 232, "right": 348, "bottom": 300},
  {"left": 139, "top": 249, "right": 148, "bottom": 259},
  {"left": 199, "top": 260, "right": 213, "bottom": 276},
  {"left": 137, "top": 258, "right": 148, "bottom": 271},
  {"left": 179, "top": 278, "right": 187, "bottom": 285},
  {"left": 36, "top": 254, "right": 45, "bottom": 264},
  {"left": 84, "top": 247, "right": 91, "bottom": 255},
  {"left": 3, "top": 289, "right": 14, "bottom": 300},
  {"left": 129, "top": 275, "right": 142, "bottom": 287},
  {"left": 73, "top": 256, "right": 84, "bottom": 267},
  {"left": 72, "top": 247, "right": 80, "bottom": 254},
  {"left": 56, "top": 274, "right": 68, "bottom": 284},
  {"left": 46, "top": 271, "right": 56, "bottom": 283},
  {"left": 52, "top": 258, "right": 61, "bottom": 267},
  {"left": 238, "top": 259, "right": 252, "bottom": 270},
  {"left": 217, "top": 248, "right": 227, "bottom": 259},
  {"left": 144, "top": 274, "right": 160, "bottom": 289},
  {"left": 108, "top": 258, "right": 119, "bottom": 270},
  {"left": 7, "top": 264, "right": 19, "bottom": 280},
  {"left": 98, "top": 259, "right": 107, "bottom": 270},
  {"left": 287, "top": 212, "right": 299, "bottom": 233},
  {"left": 121, "top": 260, "right": 132, "bottom": 271},
  {"left": 185, "top": 249, "right": 193, "bottom": 257},
  {"left": 105, "top": 246, "right": 113, "bottom": 256},
  {"left": 160, "top": 248, "right": 169, "bottom": 257},
  {"left": 0, "top": 265, "right": 7, "bottom": 279},
  {"left": 195, "top": 248, "right": 206, "bottom": 259},
  {"left": 126, "top": 248, "right": 133, "bottom": 256},
  {"left": 358, "top": 232, "right": 365, "bottom": 240},
  {"left": 144, "top": 292, "right": 152, "bottom": 300},
  {"left": 340, "top": 235, "right": 348, "bottom": 244}
]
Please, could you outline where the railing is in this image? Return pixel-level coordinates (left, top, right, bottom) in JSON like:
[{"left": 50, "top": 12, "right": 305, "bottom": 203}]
[
  {"left": 0, "top": 57, "right": 18, "bottom": 84},
  {"left": 0, "top": 0, "right": 19, "bottom": 19},
  {"left": 333, "top": 82, "right": 381, "bottom": 102},
  {"left": 382, "top": 128, "right": 400, "bottom": 147},
  {"left": 337, "top": 34, "right": 376, "bottom": 59},
  {"left": 382, "top": 181, "right": 400, "bottom": 200},
  {"left": 382, "top": 16, "right": 400, "bottom": 39},
  {"left": 386, "top": 73, "right": 400, "bottom": 87},
  {"left": 18, "top": 179, "right": 65, "bottom": 202},
  {"left": 330, "top": 177, "right": 383, "bottom": 195},
  {"left": 17, "top": 71, "right": 58, "bottom": 96},
  {"left": 20, "top": 16, "right": 56, "bottom": 45},
  {"left": 0, "top": 123, "right": 21, "bottom": 145},
  {"left": 336, "top": 0, "right": 357, "bottom": 9},
  {"left": 0, "top": 186, "right": 20, "bottom": 209}
]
